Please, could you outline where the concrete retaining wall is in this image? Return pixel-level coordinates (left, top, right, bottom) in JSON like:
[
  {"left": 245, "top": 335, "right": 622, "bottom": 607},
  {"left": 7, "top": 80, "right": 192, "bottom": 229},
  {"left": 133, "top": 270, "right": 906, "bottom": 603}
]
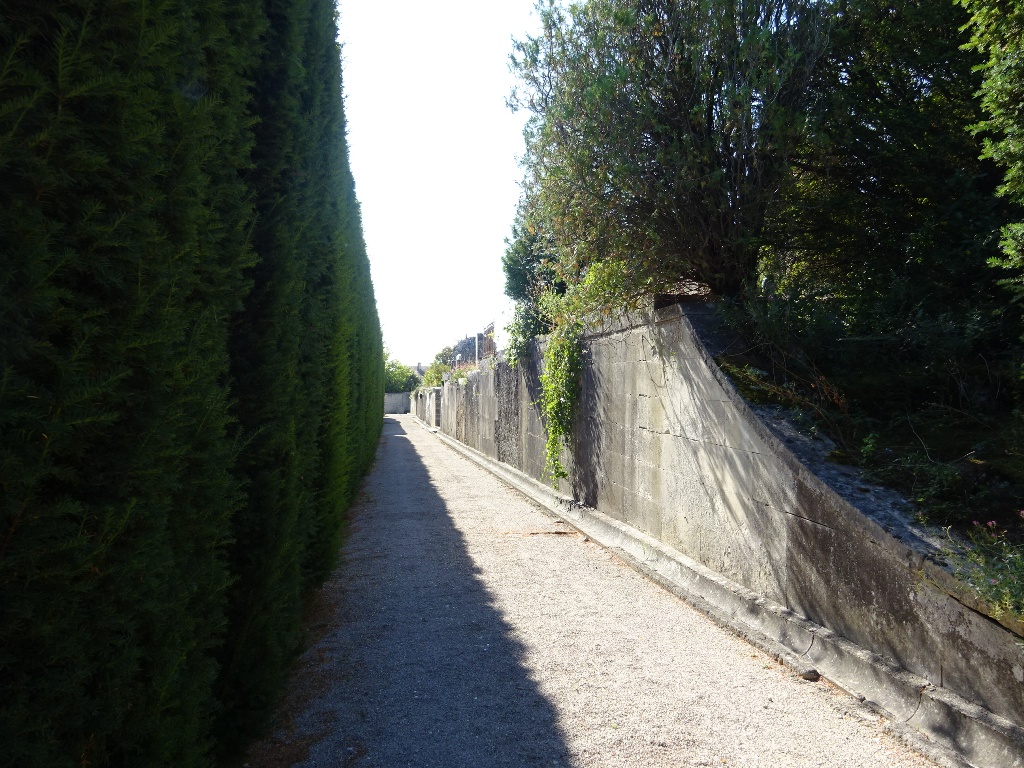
[
  {"left": 413, "top": 387, "right": 442, "bottom": 426},
  {"left": 384, "top": 392, "right": 412, "bottom": 414},
  {"left": 430, "top": 303, "right": 1024, "bottom": 768}
]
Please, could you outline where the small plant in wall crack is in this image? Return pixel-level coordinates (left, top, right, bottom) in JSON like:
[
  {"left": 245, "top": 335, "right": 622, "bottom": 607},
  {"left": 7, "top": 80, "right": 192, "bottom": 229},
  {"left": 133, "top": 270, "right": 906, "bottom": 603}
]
[{"left": 539, "top": 319, "right": 585, "bottom": 481}]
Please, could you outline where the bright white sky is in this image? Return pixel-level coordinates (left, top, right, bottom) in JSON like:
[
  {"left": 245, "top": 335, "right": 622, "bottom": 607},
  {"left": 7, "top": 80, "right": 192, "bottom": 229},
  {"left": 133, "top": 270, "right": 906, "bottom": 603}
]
[{"left": 338, "top": 0, "right": 540, "bottom": 367}]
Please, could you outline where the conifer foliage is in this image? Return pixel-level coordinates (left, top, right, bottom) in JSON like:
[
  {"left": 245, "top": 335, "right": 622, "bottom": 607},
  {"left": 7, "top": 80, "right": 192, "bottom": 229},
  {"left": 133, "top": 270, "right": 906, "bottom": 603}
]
[
  {"left": 216, "top": 0, "right": 383, "bottom": 749},
  {"left": 0, "top": 1, "right": 382, "bottom": 765}
]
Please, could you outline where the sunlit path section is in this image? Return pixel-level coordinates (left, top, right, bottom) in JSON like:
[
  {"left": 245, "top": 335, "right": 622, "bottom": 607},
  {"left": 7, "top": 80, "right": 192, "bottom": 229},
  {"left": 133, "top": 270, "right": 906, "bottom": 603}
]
[{"left": 247, "top": 415, "right": 936, "bottom": 768}]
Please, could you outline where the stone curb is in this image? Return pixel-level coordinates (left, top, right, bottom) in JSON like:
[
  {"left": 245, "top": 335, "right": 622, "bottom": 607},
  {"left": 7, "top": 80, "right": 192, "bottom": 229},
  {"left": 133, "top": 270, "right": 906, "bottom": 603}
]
[{"left": 415, "top": 418, "right": 1024, "bottom": 768}]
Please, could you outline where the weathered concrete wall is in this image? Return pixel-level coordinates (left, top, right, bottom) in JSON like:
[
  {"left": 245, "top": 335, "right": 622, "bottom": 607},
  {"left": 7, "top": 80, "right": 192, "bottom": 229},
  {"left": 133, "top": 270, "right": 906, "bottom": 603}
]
[
  {"left": 384, "top": 392, "right": 412, "bottom": 414},
  {"left": 434, "top": 303, "right": 1024, "bottom": 760},
  {"left": 441, "top": 356, "right": 549, "bottom": 481},
  {"left": 413, "top": 387, "right": 442, "bottom": 427}
]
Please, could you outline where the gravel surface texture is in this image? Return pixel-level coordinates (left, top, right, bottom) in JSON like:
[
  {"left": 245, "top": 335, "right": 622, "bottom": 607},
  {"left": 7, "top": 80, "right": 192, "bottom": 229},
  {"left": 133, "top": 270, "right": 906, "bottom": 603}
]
[{"left": 245, "top": 414, "right": 937, "bottom": 768}]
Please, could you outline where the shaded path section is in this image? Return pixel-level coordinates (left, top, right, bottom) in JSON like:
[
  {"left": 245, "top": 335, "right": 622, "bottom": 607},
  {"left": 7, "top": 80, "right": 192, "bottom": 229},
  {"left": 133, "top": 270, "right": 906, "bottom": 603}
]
[{"left": 247, "top": 415, "right": 936, "bottom": 768}]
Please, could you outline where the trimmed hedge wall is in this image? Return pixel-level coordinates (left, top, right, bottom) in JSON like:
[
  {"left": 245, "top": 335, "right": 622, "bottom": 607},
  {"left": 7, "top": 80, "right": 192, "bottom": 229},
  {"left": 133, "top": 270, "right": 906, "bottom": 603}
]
[{"left": 0, "top": 1, "right": 382, "bottom": 765}]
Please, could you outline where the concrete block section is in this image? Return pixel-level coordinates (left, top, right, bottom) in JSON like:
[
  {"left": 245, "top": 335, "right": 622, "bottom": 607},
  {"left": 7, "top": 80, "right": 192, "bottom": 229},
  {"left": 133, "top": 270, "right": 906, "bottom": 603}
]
[
  {"left": 910, "top": 687, "right": 1024, "bottom": 768},
  {"left": 384, "top": 391, "right": 411, "bottom": 414}
]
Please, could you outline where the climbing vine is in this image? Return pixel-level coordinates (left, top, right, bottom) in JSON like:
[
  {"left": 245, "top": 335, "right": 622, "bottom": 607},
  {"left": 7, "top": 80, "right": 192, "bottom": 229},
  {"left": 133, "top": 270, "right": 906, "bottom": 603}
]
[
  {"left": 505, "top": 262, "right": 628, "bottom": 482},
  {"left": 505, "top": 303, "right": 545, "bottom": 366},
  {"left": 539, "top": 320, "right": 585, "bottom": 480}
]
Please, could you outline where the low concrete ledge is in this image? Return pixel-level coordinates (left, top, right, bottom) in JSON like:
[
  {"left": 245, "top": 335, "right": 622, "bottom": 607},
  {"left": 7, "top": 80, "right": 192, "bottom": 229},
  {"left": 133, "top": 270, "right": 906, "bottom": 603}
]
[{"left": 420, "top": 417, "right": 1024, "bottom": 768}]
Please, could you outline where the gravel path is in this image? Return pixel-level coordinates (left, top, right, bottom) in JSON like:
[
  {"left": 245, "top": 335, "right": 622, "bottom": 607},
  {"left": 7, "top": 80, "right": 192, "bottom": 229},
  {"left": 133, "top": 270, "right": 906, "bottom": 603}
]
[{"left": 246, "top": 414, "right": 937, "bottom": 768}]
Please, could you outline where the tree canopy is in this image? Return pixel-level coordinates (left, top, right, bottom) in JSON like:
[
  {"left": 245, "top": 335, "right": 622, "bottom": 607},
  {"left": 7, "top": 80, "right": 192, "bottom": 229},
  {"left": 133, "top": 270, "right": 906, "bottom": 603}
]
[
  {"left": 384, "top": 351, "right": 421, "bottom": 393},
  {"left": 510, "top": 0, "right": 829, "bottom": 302},
  {"left": 506, "top": 0, "right": 1024, "bottom": 534}
]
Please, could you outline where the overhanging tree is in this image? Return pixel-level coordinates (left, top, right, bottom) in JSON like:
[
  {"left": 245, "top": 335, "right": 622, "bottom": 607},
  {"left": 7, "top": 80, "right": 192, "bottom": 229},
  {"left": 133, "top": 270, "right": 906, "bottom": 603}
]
[
  {"left": 510, "top": 0, "right": 829, "bottom": 303},
  {"left": 507, "top": 0, "right": 830, "bottom": 477}
]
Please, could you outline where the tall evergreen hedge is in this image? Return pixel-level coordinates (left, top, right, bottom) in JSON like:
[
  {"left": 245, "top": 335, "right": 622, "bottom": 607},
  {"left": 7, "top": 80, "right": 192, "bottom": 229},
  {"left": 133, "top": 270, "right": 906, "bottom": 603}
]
[
  {"left": 216, "top": 0, "right": 383, "bottom": 749},
  {"left": 0, "top": 1, "right": 382, "bottom": 765}
]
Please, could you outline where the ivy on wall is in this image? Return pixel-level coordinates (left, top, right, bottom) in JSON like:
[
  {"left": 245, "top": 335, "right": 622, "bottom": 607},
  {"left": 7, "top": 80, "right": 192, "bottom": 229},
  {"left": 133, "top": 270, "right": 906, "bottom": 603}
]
[{"left": 539, "top": 321, "right": 585, "bottom": 481}]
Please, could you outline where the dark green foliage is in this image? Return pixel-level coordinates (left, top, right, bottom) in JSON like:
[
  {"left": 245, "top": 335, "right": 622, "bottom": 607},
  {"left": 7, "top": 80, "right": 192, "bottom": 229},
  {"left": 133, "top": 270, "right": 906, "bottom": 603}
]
[
  {"left": 502, "top": 201, "right": 561, "bottom": 306},
  {"left": 215, "top": 0, "right": 382, "bottom": 753},
  {"left": 958, "top": 0, "right": 1024, "bottom": 299},
  {"left": 384, "top": 351, "right": 420, "bottom": 393},
  {"left": 0, "top": 2, "right": 252, "bottom": 764},
  {"left": 502, "top": 200, "right": 561, "bottom": 354},
  {"left": 743, "top": 0, "right": 1024, "bottom": 530},
  {"left": 504, "top": 302, "right": 549, "bottom": 365},
  {"left": 766, "top": 0, "right": 1016, "bottom": 393},
  {"left": 300, "top": 0, "right": 382, "bottom": 588},
  {"left": 0, "top": 0, "right": 381, "bottom": 765}
]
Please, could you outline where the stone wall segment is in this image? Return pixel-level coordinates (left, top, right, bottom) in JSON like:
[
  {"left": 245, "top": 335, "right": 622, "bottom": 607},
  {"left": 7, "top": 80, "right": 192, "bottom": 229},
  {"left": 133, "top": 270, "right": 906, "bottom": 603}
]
[
  {"left": 417, "top": 302, "right": 1024, "bottom": 768},
  {"left": 384, "top": 391, "right": 412, "bottom": 414}
]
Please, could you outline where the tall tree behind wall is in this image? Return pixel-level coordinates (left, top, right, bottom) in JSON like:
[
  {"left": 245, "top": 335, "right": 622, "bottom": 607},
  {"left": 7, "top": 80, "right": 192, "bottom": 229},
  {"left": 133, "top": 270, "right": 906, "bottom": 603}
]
[
  {"left": 760, "top": 0, "right": 1018, "bottom": 409},
  {"left": 510, "top": 0, "right": 827, "bottom": 302},
  {"left": 217, "top": 0, "right": 382, "bottom": 750}
]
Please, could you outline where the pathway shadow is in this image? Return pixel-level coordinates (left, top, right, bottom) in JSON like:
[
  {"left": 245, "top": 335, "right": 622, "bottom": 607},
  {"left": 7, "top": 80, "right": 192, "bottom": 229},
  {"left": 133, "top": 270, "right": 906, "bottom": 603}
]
[{"left": 298, "top": 416, "right": 570, "bottom": 768}]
